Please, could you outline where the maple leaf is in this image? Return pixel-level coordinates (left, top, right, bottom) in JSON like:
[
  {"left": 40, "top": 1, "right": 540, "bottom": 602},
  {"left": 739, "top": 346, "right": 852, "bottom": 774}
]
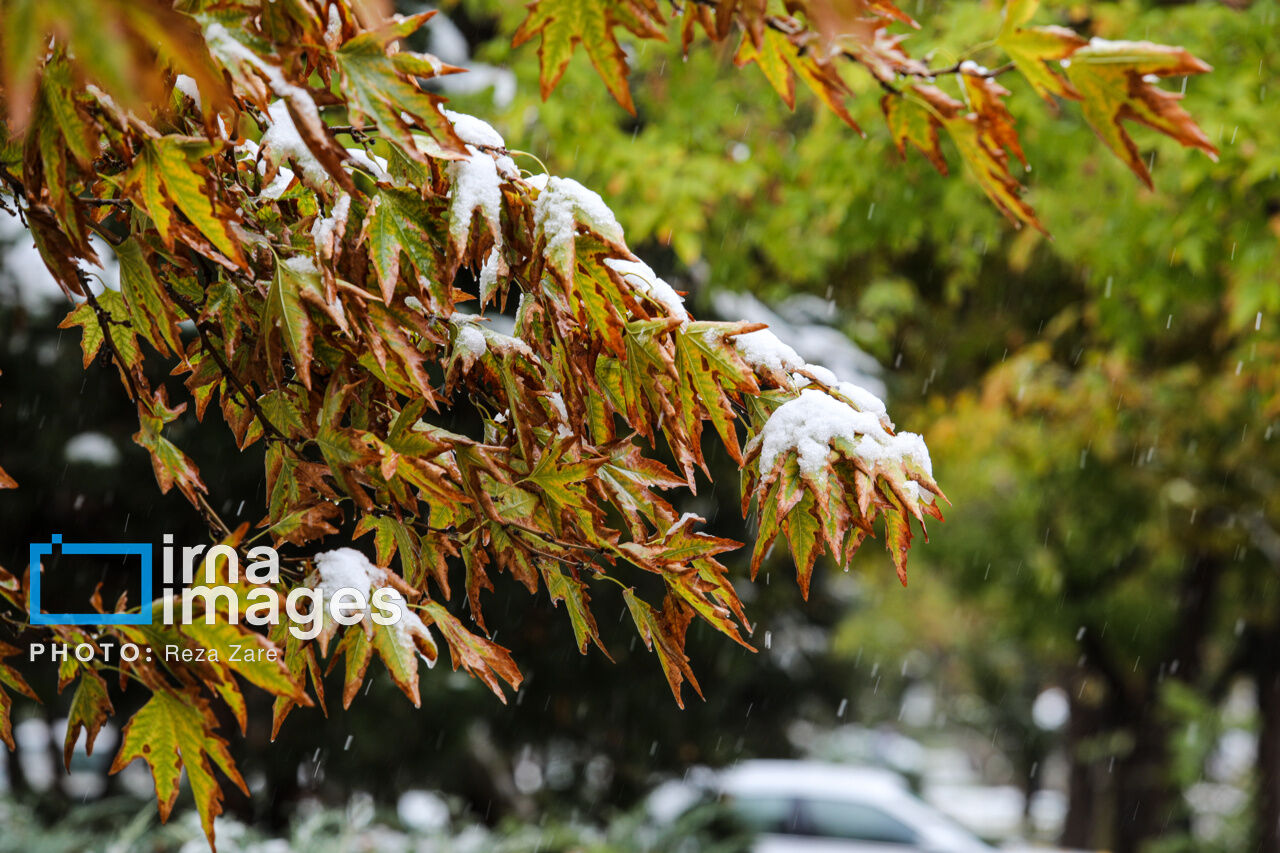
[
  {"left": 0, "top": 641, "right": 39, "bottom": 751},
  {"left": 1064, "top": 39, "right": 1218, "bottom": 188},
  {"left": 422, "top": 601, "right": 523, "bottom": 701},
  {"left": 117, "top": 238, "right": 183, "bottom": 357},
  {"left": 513, "top": 0, "right": 666, "bottom": 115},
  {"left": 996, "top": 0, "right": 1086, "bottom": 103},
  {"left": 882, "top": 90, "right": 948, "bottom": 174},
  {"left": 522, "top": 437, "right": 607, "bottom": 533},
  {"left": 262, "top": 255, "right": 324, "bottom": 389},
  {"left": 62, "top": 668, "right": 113, "bottom": 770},
  {"left": 121, "top": 136, "right": 245, "bottom": 267},
  {"left": 734, "top": 28, "right": 861, "bottom": 131},
  {"left": 885, "top": 85, "right": 1043, "bottom": 232},
  {"left": 360, "top": 189, "right": 450, "bottom": 307},
  {"left": 133, "top": 387, "right": 207, "bottom": 504},
  {"left": 541, "top": 563, "right": 607, "bottom": 656},
  {"left": 674, "top": 322, "right": 761, "bottom": 467},
  {"left": 110, "top": 688, "right": 248, "bottom": 849},
  {"left": 961, "top": 70, "right": 1027, "bottom": 168},
  {"left": 180, "top": 620, "right": 311, "bottom": 705},
  {"left": 624, "top": 588, "right": 702, "bottom": 708},
  {"left": 3, "top": 0, "right": 229, "bottom": 129},
  {"left": 334, "top": 12, "right": 467, "bottom": 159}
]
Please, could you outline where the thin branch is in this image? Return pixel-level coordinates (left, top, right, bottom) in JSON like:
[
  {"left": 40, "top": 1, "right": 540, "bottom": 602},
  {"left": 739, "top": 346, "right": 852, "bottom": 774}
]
[
  {"left": 77, "top": 196, "right": 132, "bottom": 208},
  {"left": 904, "top": 61, "right": 1016, "bottom": 79}
]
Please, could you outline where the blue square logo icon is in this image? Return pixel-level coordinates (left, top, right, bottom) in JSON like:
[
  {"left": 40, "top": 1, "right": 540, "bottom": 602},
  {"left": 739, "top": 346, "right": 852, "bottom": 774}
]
[{"left": 28, "top": 534, "right": 153, "bottom": 626}]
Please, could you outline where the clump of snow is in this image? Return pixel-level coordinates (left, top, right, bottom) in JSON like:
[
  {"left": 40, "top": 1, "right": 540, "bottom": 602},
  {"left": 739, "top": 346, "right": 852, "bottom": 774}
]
[
  {"left": 282, "top": 254, "right": 319, "bottom": 276},
  {"left": 481, "top": 327, "right": 534, "bottom": 357},
  {"left": 174, "top": 74, "right": 201, "bottom": 109},
  {"left": 344, "top": 147, "right": 388, "bottom": 179},
  {"left": 260, "top": 100, "right": 328, "bottom": 185},
  {"left": 603, "top": 257, "right": 689, "bottom": 323},
  {"left": 544, "top": 392, "right": 573, "bottom": 438},
  {"left": 448, "top": 152, "right": 504, "bottom": 246},
  {"left": 758, "top": 389, "right": 932, "bottom": 486},
  {"left": 713, "top": 291, "right": 885, "bottom": 398},
  {"left": 441, "top": 111, "right": 514, "bottom": 264},
  {"left": 314, "top": 548, "right": 375, "bottom": 597},
  {"left": 64, "top": 432, "right": 122, "bottom": 467},
  {"left": 324, "top": 2, "right": 343, "bottom": 48},
  {"left": 732, "top": 328, "right": 803, "bottom": 374},
  {"left": 533, "top": 176, "right": 624, "bottom": 258},
  {"left": 443, "top": 110, "right": 510, "bottom": 160},
  {"left": 478, "top": 248, "right": 503, "bottom": 298},
  {"left": 454, "top": 324, "right": 488, "bottom": 370},
  {"left": 311, "top": 192, "right": 351, "bottom": 256}
]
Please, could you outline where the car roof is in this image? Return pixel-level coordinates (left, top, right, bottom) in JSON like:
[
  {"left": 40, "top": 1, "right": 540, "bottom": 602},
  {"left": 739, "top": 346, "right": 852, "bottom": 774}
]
[{"left": 718, "top": 759, "right": 910, "bottom": 803}]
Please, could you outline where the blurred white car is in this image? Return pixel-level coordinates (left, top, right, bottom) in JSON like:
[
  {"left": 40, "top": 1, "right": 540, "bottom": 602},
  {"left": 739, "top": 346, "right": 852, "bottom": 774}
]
[{"left": 717, "top": 760, "right": 996, "bottom": 853}]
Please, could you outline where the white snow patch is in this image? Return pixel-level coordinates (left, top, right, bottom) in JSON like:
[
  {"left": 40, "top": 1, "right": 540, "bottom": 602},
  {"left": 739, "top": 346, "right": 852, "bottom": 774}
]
[
  {"left": 443, "top": 109, "right": 505, "bottom": 152},
  {"left": 758, "top": 389, "right": 932, "bottom": 483},
  {"left": 533, "top": 177, "right": 624, "bottom": 259},
  {"left": 454, "top": 324, "right": 488, "bottom": 370},
  {"left": 603, "top": 257, "right": 689, "bottom": 323},
  {"left": 732, "top": 328, "right": 803, "bottom": 375},
  {"left": 713, "top": 291, "right": 885, "bottom": 398},
  {"left": 282, "top": 254, "right": 319, "bottom": 276},
  {"left": 174, "top": 74, "right": 201, "bottom": 108},
  {"left": 64, "top": 432, "right": 121, "bottom": 467},
  {"left": 311, "top": 192, "right": 350, "bottom": 255},
  {"left": 343, "top": 147, "right": 388, "bottom": 179},
  {"left": 260, "top": 100, "right": 328, "bottom": 185},
  {"left": 324, "top": 3, "right": 343, "bottom": 48},
  {"left": 314, "top": 548, "right": 376, "bottom": 598},
  {"left": 481, "top": 327, "right": 533, "bottom": 357}
]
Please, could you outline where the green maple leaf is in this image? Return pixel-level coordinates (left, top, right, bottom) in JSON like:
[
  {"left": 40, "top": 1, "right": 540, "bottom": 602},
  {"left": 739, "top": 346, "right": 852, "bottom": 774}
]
[
  {"left": 541, "top": 563, "right": 607, "bottom": 655},
  {"left": 996, "top": 0, "right": 1086, "bottom": 103},
  {"left": 123, "top": 136, "right": 244, "bottom": 266},
  {"left": 360, "top": 189, "right": 449, "bottom": 307},
  {"left": 335, "top": 13, "right": 466, "bottom": 159},
  {"left": 117, "top": 238, "right": 183, "bottom": 356},
  {"left": 109, "top": 688, "right": 248, "bottom": 849},
  {"left": 674, "top": 322, "right": 760, "bottom": 466},
  {"left": 1064, "top": 39, "right": 1218, "bottom": 188},
  {"left": 62, "top": 669, "right": 113, "bottom": 771},
  {"left": 180, "top": 620, "right": 310, "bottom": 705},
  {"left": 513, "top": 0, "right": 657, "bottom": 115}
]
